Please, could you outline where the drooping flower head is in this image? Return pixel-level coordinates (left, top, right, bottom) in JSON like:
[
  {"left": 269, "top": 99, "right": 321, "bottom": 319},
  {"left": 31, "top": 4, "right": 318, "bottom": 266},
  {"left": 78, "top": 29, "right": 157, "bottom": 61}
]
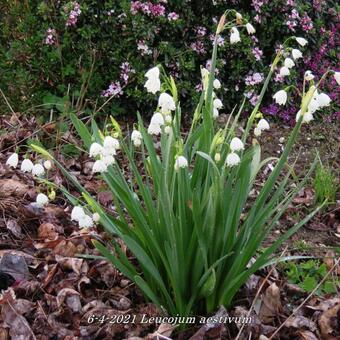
[
  {"left": 230, "top": 27, "right": 241, "bottom": 44},
  {"left": 174, "top": 155, "right": 188, "bottom": 171},
  {"left": 226, "top": 152, "right": 241, "bottom": 167},
  {"left": 6, "top": 153, "right": 18, "bottom": 168},
  {"left": 230, "top": 137, "right": 244, "bottom": 152},
  {"left": 273, "top": 90, "right": 288, "bottom": 105},
  {"left": 158, "top": 93, "right": 176, "bottom": 114}
]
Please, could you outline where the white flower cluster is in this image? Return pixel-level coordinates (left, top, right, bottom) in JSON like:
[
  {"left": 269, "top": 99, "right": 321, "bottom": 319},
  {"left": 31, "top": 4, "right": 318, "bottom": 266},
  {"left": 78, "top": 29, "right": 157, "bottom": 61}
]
[
  {"left": 295, "top": 88, "right": 331, "bottom": 123},
  {"left": 278, "top": 37, "right": 307, "bottom": 78},
  {"left": 226, "top": 137, "right": 244, "bottom": 167},
  {"left": 254, "top": 119, "right": 270, "bottom": 137},
  {"left": 6, "top": 153, "right": 52, "bottom": 177},
  {"left": 89, "top": 136, "right": 120, "bottom": 173},
  {"left": 147, "top": 92, "right": 176, "bottom": 136},
  {"left": 229, "top": 14, "right": 255, "bottom": 45},
  {"left": 71, "top": 206, "right": 98, "bottom": 228},
  {"left": 212, "top": 78, "right": 223, "bottom": 118}
]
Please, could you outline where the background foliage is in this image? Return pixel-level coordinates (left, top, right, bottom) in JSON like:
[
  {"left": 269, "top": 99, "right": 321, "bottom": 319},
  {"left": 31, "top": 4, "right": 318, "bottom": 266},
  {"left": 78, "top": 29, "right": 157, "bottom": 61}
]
[{"left": 0, "top": 0, "right": 339, "bottom": 122}]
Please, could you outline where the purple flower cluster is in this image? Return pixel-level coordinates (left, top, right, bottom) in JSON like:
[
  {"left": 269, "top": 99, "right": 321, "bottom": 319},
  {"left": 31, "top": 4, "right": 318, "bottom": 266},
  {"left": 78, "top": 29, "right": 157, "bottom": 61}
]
[
  {"left": 101, "top": 82, "right": 123, "bottom": 98},
  {"left": 245, "top": 72, "right": 264, "bottom": 86},
  {"left": 190, "top": 41, "right": 206, "bottom": 55},
  {"left": 286, "top": 9, "right": 313, "bottom": 33},
  {"left": 195, "top": 26, "right": 207, "bottom": 38},
  {"left": 44, "top": 28, "right": 57, "bottom": 45},
  {"left": 63, "top": 2, "right": 81, "bottom": 27},
  {"left": 251, "top": 0, "right": 269, "bottom": 13},
  {"left": 168, "top": 12, "right": 179, "bottom": 21},
  {"left": 137, "top": 40, "right": 152, "bottom": 56},
  {"left": 120, "top": 62, "right": 135, "bottom": 84},
  {"left": 131, "top": 1, "right": 165, "bottom": 17},
  {"left": 252, "top": 47, "right": 263, "bottom": 61},
  {"left": 300, "top": 13, "right": 313, "bottom": 32}
]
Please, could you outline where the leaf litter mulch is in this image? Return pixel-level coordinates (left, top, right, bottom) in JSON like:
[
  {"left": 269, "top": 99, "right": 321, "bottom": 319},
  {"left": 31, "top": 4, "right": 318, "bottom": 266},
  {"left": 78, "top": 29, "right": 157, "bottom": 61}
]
[{"left": 0, "top": 113, "right": 339, "bottom": 340}]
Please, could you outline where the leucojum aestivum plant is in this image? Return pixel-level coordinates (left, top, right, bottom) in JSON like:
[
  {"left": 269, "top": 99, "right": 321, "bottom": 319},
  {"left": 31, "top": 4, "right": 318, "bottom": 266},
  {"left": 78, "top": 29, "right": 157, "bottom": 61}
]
[{"left": 8, "top": 10, "right": 337, "bottom": 319}]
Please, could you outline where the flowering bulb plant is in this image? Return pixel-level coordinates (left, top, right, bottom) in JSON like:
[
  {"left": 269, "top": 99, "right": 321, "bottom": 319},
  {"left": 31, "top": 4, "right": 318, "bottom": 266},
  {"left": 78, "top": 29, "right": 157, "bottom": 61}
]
[{"left": 29, "top": 11, "right": 336, "bottom": 318}]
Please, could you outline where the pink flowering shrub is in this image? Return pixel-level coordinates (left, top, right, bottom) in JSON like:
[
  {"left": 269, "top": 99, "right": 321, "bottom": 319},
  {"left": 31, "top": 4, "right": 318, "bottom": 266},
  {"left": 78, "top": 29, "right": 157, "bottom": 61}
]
[{"left": 1, "top": 0, "right": 339, "bottom": 123}]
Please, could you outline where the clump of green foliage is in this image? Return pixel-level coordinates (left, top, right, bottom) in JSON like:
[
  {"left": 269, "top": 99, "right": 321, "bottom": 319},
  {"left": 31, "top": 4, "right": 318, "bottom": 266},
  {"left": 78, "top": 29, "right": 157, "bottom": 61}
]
[
  {"left": 314, "top": 164, "right": 337, "bottom": 204},
  {"left": 285, "top": 259, "right": 338, "bottom": 295}
]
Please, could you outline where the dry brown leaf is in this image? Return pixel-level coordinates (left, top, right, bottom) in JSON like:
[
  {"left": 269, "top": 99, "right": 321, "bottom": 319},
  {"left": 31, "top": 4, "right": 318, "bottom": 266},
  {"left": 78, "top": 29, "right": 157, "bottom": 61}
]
[
  {"left": 298, "top": 330, "right": 319, "bottom": 340},
  {"left": 5, "top": 219, "right": 23, "bottom": 238},
  {"left": 285, "top": 315, "right": 317, "bottom": 332},
  {"left": 259, "top": 282, "right": 281, "bottom": 323},
  {"left": 0, "top": 179, "right": 30, "bottom": 197},
  {"left": 55, "top": 255, "right": 88, "bottom": 275},
  {"left": 0, "top": 327, "right": 9, "bottom": 340},
  {"left": 2, "top": 302, "right": 35, "bottom": 340},
  {"left": 148, "top": 323, "right": 177, "bottom": 339},
  {"left": 38, "top": 222, "right": 59, "bottom": 240},
  {"left": 57, "top": 288, "right": 81, "bottom": 313},
  {"left": 54, "top": 240, "right": 77, "bottom": 257},
  {"left": 318, "top": 303, "right": 340, "bottom": 340},
  {"left": 0, "top": 253, "right": 29, "bottom": 281}
]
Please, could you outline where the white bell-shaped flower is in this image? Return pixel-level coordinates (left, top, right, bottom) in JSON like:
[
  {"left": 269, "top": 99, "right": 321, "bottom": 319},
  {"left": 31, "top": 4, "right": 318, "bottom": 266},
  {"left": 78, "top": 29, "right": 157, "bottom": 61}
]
[
  {"left": 304, "top": 70, "right": 314, "bottom": 81},
  {"left": 296, "top": 110, "right": 314, "bottom": 124},
  {"left": 103, "top": 136, "right": 120, "bottom": 150},
  {"left": 92, "top": 213, "right": 100, "bottom": 222},
  {"left": 21, "top": 159, "right": 34, "bottom": 172},
  {"left": 36, "top": 193, "right": 49, "bottom": 207},
  {"left": 230, "top": 27, "right": 241, "bottom": 44},
  {"left": 292, "top": 49, "right": 303, "bottom": 60},
  {"left": 158, "top": 93, "right": 176, "bottom": 114},
  {"left": 334, "top": 72, "right": 340, "bottom": 85},
  {"left": 78, "top": 214, "right": 94, "bottom": 228},
  {"left": 144, "top": 67, "right": 161, "bottom": 94},
  {"left": 89, "top": 143, "right": 103, "bottom": 157},
  {"left": 131, "top": 130, "right": 142, "bottom": 147},
  {"left": 32, "top": 163, "right": 45, "bottom": 177},
  {"left": 71, "top": 206, "right": 85, "bottom": 222},
  {"left": 150, "top": 112, "right": 165, "bottom": 126},
  {"left": 226, "top": 152, "right": 241, "bottom": 167},
  {"left": 316, "top": 93, "right": 331, "bottom": 107},
  {"left": 174, "top": 155, "right": 188, "bottom": 171},
  {"left": 213, "top": 108, "right": 219, "bottom": 119},
  {"left": 145, "top": 66, "right": 160, "bottom": 79},
  {"left": 213, "top": 98, "right": 223, "bottom": 109},
  {"left": 101, "top": 155, "right": 115, "bottom": 166},
  {"left": 279, "top": 66, "right": 290, "bottom": 77},
  {"left": 43, "top": 160, "right": 52, "bottom": 170},
  {"left": 148, "top": 124, "right": 162, "bottom": 135},
  {"left": 92, "top": 160, "right": 107, "bottom": 173},
  {"left": 6, "top": 153, "right": 19, "bottom": 168},
  {"left": 246, "top": 23, "right": 256, "bottom": 35},
  {"left": 273, "top": 90, "right": 287, "bottom": 105},
  {"left": 230, "top": 137, "right": 244, "bottom": 152},
  {"left": 257, "top": 118, "right": 270, "bottom": 131},
  {"left": 213, "top": 79, "right": 221, "bottom": 89},
  {"left": 254, "top": 127, "right": 262, "bottom": 137},
  {"left": 295, "top": 37, "right": 308, "bottom": 46},
  {"left": 308, "top": 98, "right": 319, "bottom": 114},
  {"left": 284, "top": 58, "right": 295, "bottom": 69},
  {"left": 145, "top": 77, "right": 161, "bottom": 94}
]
